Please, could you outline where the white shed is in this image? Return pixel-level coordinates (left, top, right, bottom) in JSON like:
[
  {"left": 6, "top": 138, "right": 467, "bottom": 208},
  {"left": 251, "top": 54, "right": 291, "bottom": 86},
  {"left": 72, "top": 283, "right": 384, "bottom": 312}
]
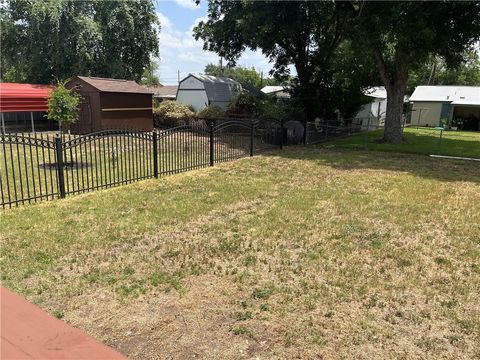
[
  {"left": 409, "top": 86, "right": 480, "bottom": 130},
  {"left": 354, "top": 87, "right": 387, "bottom": 130},
  {"left": 176, "top": 74, "right": 242, "bottom": 111}
]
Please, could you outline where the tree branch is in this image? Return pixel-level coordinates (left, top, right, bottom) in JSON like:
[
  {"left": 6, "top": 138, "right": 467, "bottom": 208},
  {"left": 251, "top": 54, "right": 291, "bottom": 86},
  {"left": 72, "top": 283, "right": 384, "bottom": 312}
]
[{"left": 372, "top": 48, "right": 392, "bottom": 90}]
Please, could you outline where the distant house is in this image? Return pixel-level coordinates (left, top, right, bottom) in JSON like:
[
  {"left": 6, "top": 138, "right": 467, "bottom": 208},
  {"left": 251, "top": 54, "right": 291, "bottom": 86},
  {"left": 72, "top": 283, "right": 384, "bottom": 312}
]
[
  {"left": 147, "top": 85, "right": 178, "bottom": 102},
  {"left": 409, "top": 86, "right": 480, "bottom": 130},
  {"left": 65, "top": 76, "right": 153, "bottom": 133},
  {"left": 354, "top": 87, "right": 387, "bottom": 130},
  {"left": 261, "top": 86, "right": 290, "bottom": 100},
  {"left": 176, "top": 74, "right": 242, "bottom": 111}
]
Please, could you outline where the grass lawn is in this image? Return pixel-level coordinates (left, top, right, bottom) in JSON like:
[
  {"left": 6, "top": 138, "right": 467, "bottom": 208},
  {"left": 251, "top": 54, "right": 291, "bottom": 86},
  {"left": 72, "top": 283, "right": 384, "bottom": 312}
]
[
  {"left": 328, "top": 127, "right": 480, "bottom": 159},
  {"left": 1, "top": 147, "right": 479, "bottom": 359}
]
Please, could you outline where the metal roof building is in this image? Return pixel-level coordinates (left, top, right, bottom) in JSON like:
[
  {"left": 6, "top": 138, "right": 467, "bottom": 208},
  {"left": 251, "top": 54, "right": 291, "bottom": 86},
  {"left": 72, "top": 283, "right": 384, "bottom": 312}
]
[
  {"left": 409, "top": 86, "right": 480, "bottom": 105},
  {"left": 409, "top": 86, "right": 480, "bottom": 130},
  {"left": 176, "top": 74, "right": 242, "bottom": 111}
]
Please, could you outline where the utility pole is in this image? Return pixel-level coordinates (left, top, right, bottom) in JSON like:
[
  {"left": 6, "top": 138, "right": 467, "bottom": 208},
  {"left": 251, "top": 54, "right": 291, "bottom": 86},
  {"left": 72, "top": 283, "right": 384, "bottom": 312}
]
[
  {"left": 260, "top": 71, "right": 263, "bottom": 88},
  {"left": 177, "top": 70, "right": 180, "bottom": 84}
]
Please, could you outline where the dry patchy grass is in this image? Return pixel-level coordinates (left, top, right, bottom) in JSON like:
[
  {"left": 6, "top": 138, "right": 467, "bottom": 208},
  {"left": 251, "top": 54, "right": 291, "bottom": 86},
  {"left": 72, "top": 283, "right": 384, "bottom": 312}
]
[{"left": 1, "top": 147, "right": 479, "bottom": 359}]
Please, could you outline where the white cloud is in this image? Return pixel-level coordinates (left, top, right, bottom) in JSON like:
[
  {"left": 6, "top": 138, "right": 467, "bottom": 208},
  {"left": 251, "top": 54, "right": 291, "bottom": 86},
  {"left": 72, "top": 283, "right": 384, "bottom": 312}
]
[
  {"left": 156, "top": 11, "right": 171, "bottom": 29},
  {"left": 172, "top": 0, "right": 200, "bottom": 11}
]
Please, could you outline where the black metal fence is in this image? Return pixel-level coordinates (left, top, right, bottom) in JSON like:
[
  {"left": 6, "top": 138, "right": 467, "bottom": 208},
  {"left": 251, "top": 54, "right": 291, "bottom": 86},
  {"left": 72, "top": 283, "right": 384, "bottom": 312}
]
[
  {"left": 0, "top": 118, "right": 281, "bottom": 208},
  {"left": 305, "top": 119, "right": 364, "bottom": 144}
]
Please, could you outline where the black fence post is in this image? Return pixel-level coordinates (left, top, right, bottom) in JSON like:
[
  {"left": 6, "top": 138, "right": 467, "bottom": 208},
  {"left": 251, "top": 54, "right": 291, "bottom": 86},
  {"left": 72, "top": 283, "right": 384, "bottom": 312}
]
[
  {"left": 303, "top": 117, "right": 307, "bottom": 145},
  {"left": 364, "top": 116, "right": 371, "bottom": 150},
  {"left": 55, "top": 136, "right": 66, "bottom": 199},
  {"left": 250, "top": 121, "right": 254, "bottom": 157},
  {"left": 152, "top": 130, "right": 159, "bottom": 178},
  {"left": 209, "top": 120, "right": 214, "bottom": 166},
  {"left": 280, "top": 118, "right": 284, "bottom": 150},
  {"left": 437, "top": 128, "right": 443, "bottom": 155}
]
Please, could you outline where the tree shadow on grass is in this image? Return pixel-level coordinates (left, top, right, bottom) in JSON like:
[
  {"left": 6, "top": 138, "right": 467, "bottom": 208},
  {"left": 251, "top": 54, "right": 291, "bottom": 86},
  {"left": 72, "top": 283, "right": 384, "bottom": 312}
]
[{"left": 274, "top": 146, "right": 480, "bottom": 184}]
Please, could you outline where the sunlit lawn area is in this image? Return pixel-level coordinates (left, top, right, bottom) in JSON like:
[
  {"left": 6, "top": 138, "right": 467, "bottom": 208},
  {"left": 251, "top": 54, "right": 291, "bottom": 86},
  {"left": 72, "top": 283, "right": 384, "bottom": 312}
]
[
  {"left": 328, "top": 127, "right": 480, "bottom": 159},
  {"left": 1, "top": 147, "right": 479, "bottom": 359}
]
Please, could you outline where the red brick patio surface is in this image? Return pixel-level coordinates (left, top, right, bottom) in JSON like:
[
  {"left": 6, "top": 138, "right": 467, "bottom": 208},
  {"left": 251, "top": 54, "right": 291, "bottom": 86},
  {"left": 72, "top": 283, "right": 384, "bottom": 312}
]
[{"left": 1, "top": 286, "right": 127, "bottom": 359}]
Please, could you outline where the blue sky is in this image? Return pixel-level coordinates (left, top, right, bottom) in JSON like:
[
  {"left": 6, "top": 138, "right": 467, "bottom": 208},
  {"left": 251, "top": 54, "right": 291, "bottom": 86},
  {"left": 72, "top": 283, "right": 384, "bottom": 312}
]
[{"left": 155, "top": 0, "right": 275, "bottom": 85}]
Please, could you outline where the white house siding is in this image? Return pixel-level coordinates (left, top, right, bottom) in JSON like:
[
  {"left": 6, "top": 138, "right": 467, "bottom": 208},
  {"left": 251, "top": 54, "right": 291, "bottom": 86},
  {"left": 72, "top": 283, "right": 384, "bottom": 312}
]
[
  {"left": 354, "top": 98, "right": 386, "bottom": 130},
  {"left": 411, "top": 102, "right": 445, "bottom": 127},
  {"left": 176, "top": 77, "right": 209, "bottom": 111}
]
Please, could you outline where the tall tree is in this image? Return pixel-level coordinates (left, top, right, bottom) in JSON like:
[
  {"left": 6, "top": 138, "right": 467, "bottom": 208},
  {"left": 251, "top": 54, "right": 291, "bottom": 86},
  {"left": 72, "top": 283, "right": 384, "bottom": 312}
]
[
  {"left": 1, "top": 0, "right": 159, "bottom": 84},
  {"left": 194, "top": 1, "right": 358, "bottom": 119},
  {"left": 352, "top": 1, "right": 480, "bottom": 143}
]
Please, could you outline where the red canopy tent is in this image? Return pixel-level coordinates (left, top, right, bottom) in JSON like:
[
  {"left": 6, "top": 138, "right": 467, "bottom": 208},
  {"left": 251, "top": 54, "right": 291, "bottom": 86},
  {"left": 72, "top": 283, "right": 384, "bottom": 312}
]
[
  {"left": 0, "top": 83, "right": 54, "bottom": 132},
  {"left": 0, "top": 83, "right": 53, "bottom": 113}
]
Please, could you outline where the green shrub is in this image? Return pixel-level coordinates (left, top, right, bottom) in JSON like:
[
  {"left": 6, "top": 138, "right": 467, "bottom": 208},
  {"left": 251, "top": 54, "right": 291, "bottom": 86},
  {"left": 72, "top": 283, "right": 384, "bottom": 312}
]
[
  {"left": 226, "top": 93, "right": 259, "bottom": 117},
  {"left": 256, "top": 100, "right": 287, "bottom": 120},
  {"left": 197, "top": 105, "right": 225, "bottom": 119},
  {"left": 153, "top": 101, "right": 195, "bottom": 127}
]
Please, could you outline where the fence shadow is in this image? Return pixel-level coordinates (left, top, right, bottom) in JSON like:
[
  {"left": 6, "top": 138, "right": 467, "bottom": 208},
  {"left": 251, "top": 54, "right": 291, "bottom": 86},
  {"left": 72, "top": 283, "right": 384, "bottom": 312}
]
[{"left": 273, "top": 146, "right": 480, "bottom": 184}]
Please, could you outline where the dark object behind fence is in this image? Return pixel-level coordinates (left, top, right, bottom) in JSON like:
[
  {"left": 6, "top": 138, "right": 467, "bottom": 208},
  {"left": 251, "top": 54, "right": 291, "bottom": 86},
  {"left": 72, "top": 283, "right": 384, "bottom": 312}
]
[{"left": 0, "top": 118, "right": 281, "bottom": 208}]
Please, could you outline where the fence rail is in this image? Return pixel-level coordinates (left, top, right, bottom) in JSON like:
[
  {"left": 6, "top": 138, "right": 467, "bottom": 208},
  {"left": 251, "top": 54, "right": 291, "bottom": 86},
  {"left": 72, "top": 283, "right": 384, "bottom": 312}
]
[
  {"left": 305, "top": 120, "right": 363, "bottom": 145},
  {"left": 0, "top": 118, "right": 282, "bottom": 208}
]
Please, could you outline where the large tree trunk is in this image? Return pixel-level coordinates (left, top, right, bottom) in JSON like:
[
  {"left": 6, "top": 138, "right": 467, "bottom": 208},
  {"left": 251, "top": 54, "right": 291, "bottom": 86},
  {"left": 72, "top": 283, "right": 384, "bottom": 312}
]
[
  {"left": 371, "top": 48, "right": 408, "bottom": 143},
  {"left": 383, "top": 82, "right": 406, "bottom": 143}
]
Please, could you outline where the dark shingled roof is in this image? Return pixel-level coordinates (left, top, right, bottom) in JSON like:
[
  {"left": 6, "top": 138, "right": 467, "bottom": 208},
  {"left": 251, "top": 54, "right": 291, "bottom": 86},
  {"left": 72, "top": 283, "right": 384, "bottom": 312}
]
[{"left": 76, "top": 76, "right": 153, "bottom": 94}]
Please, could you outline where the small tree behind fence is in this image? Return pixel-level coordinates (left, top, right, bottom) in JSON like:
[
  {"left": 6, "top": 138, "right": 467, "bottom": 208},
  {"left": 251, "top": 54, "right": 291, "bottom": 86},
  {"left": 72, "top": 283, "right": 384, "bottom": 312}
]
[{"left": 46, "top": 81, "right": 82, "bottom": 134}]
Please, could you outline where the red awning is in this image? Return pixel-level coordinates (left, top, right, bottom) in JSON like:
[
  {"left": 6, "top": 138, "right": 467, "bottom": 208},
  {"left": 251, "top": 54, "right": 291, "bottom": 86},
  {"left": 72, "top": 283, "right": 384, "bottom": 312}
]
[{"left": 0, "top": 83, "right": 54, "bottom": 113}]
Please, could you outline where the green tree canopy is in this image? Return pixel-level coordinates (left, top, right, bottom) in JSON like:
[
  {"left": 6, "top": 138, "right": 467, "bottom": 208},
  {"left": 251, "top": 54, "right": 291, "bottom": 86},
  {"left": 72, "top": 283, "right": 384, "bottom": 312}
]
[
  {"left": 1, "top": 0, "right": 159, "bottom": 84},
  {"left": 194, "top": 1, "right": 363, "bottom": 119}
]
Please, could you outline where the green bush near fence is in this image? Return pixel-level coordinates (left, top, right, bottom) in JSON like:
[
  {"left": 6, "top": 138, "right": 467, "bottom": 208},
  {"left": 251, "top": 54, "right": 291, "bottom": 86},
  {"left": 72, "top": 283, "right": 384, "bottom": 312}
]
[
  {"left": 226, "top": 93, "right": 259, "bottom": 116},
  {"left": 328, "top": 127, "right": 480, "bottom": 159}
]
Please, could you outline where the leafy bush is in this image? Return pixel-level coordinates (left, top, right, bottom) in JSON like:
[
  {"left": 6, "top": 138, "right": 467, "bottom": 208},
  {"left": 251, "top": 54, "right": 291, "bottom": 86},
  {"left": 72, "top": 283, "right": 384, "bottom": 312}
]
[
  {"left": 226, "top": 93, "right": 259, "bottom": 116},
  {"left": 197, "top": 105, "right": 225, "bottom": 119},
  {"left": 47, "top": 80, "right": 82, "bottom": 133},
  {"left": 256, "top": 100, "right": 287, "bottom": 120},
  {"left": 153, "top": 101, "right": 195, "bottom": 127}
]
